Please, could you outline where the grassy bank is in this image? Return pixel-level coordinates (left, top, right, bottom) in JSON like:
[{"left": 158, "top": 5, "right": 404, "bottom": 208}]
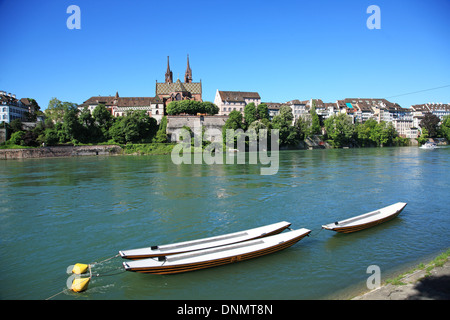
[
  {"left": 351, "top": 248, "right": 450, "bottom": 300},
  {"left": 385, "top": 248, "right": 450, "bottom": 285},
  {"left": 121, "top": 143, "right": 176, "bottom": 155}
]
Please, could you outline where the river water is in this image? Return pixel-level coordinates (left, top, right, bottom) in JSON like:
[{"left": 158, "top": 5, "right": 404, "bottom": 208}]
[{"left": 1, "top": 146, "right": 449, "bottom": 300}]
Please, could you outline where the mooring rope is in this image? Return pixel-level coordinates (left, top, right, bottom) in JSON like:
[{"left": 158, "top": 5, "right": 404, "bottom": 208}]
[
  {"left": 45, "top": 288, "right": 69, "bottom": 300},
  {"left": 45, "top": 253, "right": 122, "bottom": 300},
  {"left": 308, "top": 227, "right": 325, "bottom": 237},
  {"left": 89, "top": 253, "right": 120, "bottom": 267}
]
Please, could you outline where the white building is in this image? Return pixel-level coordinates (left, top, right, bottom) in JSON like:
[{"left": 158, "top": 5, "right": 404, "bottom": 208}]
[
  {"left": 412, "top": 103, "right": 450, "bottom": 122},
  {"left": 0, "top": 91, "right": 29, "bottom": 123},
  {"left": 214, "top": 90, "right": 261, "bottom": 116},
  {"left": 286, "top": 100, "right": 309, "bottom": 122},
  {"left": 81, "top": 92, "right": 165, "bottom": 123},
  {"left": 265, "top": 102, "right": 281, "bottom": 120}
]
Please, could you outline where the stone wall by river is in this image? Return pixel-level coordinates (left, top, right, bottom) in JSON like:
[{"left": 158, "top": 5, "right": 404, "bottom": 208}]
[{"left": 0, "top": 145, "right": 123, "bottom": 160}]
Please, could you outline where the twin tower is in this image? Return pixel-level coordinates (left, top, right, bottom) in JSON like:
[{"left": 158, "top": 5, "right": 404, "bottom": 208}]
[{"left": 165, "top": 55, "right": 192, "bottom": 84}]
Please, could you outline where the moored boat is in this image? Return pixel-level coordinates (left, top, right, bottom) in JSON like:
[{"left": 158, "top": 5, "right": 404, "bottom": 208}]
[
  {"left": 321, "top": 202, "right": 407, "bottom": 233},
  {"left": 119, "top": 221, "right": 291, "bottom": 259},
  {"left": 123, "top": 228, "right": 311, "bottom": 274},
  {"left": 420, "top": 141, "right": 437, "bottom": 149}
]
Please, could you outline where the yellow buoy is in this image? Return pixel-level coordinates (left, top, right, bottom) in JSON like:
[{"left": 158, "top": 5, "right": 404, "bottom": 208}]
[
  {"left": 71, "top": 277, "right": 90, "bottom": 292},
  {"left": 72, "top": 263, "right": 89, "bottom": 274}
]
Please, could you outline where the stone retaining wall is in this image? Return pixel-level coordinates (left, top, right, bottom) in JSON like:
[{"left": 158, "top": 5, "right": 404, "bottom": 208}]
[
  {"left": 0, "top": 145, "right": 123, "bottom": 160},
  {"left": 166, "top": 115, "right": 228, "bottom": 142}
]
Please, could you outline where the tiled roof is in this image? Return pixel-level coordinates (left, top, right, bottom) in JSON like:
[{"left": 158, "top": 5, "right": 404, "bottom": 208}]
[
  {"left": 156, "top": 79, "right": 202, "bottom": 95},
  {"left": 218, "top": 91, "right": 260, "bottom": 102},
  {"left": 82, "top": 95, "right": 162, "bottom": 107}
]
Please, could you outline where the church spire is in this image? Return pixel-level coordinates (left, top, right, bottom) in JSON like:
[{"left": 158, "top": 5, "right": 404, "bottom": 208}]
[
  {"left": 165, "top": 56, "right": 173, "bottom": 83},
  {"left": 184, "top": 54, "right": 192, "bottom": 83}
]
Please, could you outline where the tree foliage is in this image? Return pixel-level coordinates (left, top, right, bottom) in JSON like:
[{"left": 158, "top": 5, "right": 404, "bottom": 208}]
[
  {"left": 310, "top": 106, "right": 321, "bottom": 135},
  {"left": 166, "top": 100, "right": 219, "bottom": 115},
  {"left": 244, "top": 102, "right": 258, "bottom": 127},
  {"left": 420, "top": 113, "right": 440, "bottom": 138},
  {"left": 439, "top": 115, "right": 450, "bottom": 141},
  {"left": 324, "top": 113, "right": 355, "bottom": 147},
  {"left": 272, "top": 105, "right": 300, "bottom": 146}
]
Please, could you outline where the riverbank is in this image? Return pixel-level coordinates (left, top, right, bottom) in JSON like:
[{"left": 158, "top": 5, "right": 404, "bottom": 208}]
[
  {"left": 352, "top": 249, "right": 450, "bottom": 300},
  {"left": 0, "top": 145, "right": 123, "bottom": 160},
  {"left": 0, "top": 143, "right": 179, "bottom": 159}
]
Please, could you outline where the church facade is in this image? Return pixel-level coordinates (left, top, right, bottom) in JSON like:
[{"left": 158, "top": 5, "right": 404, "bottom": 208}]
[
  {"left": 155, "top": 55, "right": 202, "bottom": 106},
  {"left": 81, "top": 55, "right": 201, "bottom": 123}
]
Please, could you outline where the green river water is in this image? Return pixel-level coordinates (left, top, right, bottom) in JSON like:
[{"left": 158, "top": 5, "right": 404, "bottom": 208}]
[{"left": 0, "top": 147, "right": 449, "bottom": 300}]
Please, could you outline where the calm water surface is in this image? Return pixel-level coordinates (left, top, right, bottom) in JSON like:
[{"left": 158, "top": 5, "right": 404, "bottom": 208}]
[{"left": 0, "top": 147, "right": 449, "bottom": 300}]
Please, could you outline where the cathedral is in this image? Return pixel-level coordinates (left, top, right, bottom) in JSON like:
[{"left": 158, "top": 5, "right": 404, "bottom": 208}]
[
  {"left": 81, "top": 55, "right": 202, "bottom": 124},
  {"left": 155, "top": 55, "right": 202, "bottom": 107}
]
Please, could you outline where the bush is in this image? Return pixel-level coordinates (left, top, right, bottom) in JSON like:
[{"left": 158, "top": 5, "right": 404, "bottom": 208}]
[
  {"left": 166, "top": 100, "right": 219, "bottom": 115},
  {"left": 9, "top": 131, "right": 25, "bottom": 145}
]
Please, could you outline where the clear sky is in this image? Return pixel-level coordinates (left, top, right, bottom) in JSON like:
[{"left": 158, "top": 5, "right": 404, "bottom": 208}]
[{"left": 1, "top": 0, "right": 449, "bottom": 110}]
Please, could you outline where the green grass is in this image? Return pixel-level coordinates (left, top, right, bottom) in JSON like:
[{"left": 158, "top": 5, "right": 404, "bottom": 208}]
[
  {"left": 121, "top": 143, "right": 176, "bottom": 155},
  {"left": 385, "top": 248, "right": 450, "bottom": 285},
  {"left": 0, "top": 143, "right": 35, "bottom": 149}
]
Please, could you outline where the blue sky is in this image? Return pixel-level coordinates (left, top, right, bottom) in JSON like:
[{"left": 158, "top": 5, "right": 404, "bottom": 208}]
[{"left": 1, "top": 0, "right": 449, "bottom": 110}]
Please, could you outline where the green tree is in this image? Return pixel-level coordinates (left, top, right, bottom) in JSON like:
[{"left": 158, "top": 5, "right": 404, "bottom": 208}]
[
  {"left": 222, "top": 110, "right": 244, "bottom": 145},
  {"left": 9, "top": 131, "right": 25, "bottom": 145},
  {"left": 294, "top": 116, "right": 311, "bottom": 141},
  {"left": 439, "top": 115, "right": 450, "bottom": 141},
  {"left": 109, "top": 117, "right": 126, "bottom": 144},
  {"left": 417, "top": 127, "right": 429, "bottom": 145},
  {"left": 24, "top": 98, "right": 40, "bottom": 121},
  {"left": 43, "top": 128, "right": 59, "bottom": 146},
  {"left": 272, "top": 105, "right": 299, "bottom": 146},
  {"left": 9, "top": 119, "right": 23, "bottom": 133},
  {"left": 201, "top": 101, "right": 219, "bottom": 115},
  {"left": 154, "top": 116, "right": 168, "bottom": 143},
  {"left": 256, "top": 103, "right": 269, "bottom": 121},
  {"left": 109, "top": 111, "right": 157, "bottom": 144},
  {"left": 166, "top": 100, "right": 219, "bottom": 115},
  {"left": 420, "top": 113, "right": 440, "bottom": 138},
  {"left": 371, "top": 121, "right": 396, "bottom": 147},
  {"left": 62, "top": 107, "right": 83, "bottom": 143},
  {"left": 244, "top": 102, "right": 258, "bottom": 127},
  {"left": 310, "top": 106, "right": 321, "bottom": 135},
  {"left": 45, "top": 98, "right": 78, "bottom": 123},
  {"left": 92, "top": 104, "right": 113, "bottom": 141},
  {"left": 324, "top": 113, "right": 355, "bottom": 147},
  {"left": 356, "top": 118, "right": 377, "bottom": 147}
]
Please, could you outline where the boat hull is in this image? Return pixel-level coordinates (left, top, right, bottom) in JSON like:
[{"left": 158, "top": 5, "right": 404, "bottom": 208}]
[
  {"left": 322, "top": 202, "right": 407, "bottom": 233},
  {"left": 119, "top": 221, "right": 291, "bottom": 260},
  {"left": 123, "top": 229, "right": 310, "bottom": 274},
  {"left": 331, "top": 209, "right": 403, "bottom": 233}
]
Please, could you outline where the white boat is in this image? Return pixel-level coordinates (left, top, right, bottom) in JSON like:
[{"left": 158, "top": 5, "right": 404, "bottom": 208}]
[
  {"left": 119, "top": 221, "right": 291, "bottom": 259},
  {"left": 420, "top": 141, "right": 437, "bottom": 149},
  {"left": 321, "top": 202, "right": 407, "bottom": 233},
  {"left": 123, "top": 228, "right": 311, "bottom": 274}
]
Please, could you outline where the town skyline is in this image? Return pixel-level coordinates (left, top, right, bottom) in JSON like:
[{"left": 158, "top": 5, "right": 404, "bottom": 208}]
[{"left": 1, "top": 1, "right": 449, "bottom": 110}]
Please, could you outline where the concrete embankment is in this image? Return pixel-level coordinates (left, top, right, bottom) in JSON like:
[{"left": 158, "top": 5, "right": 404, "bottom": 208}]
[
  {"left": 352, "top": 250, "right": 450, "bottom": 300},
  {"left": 0, "top": 145, "right": 123, "bottom": 160}
]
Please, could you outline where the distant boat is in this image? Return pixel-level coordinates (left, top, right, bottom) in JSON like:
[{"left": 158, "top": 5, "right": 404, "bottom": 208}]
[
  {"left": 322, "top": 202, "right": 407, "bottom": 233},
  {"left": 119, "top": 221, "right": 291, "bottom": 259},
  {"left": 420, "top": 141, "right": 437, "bottom": 149},
  {"left": 123, "top": 228, "right": 311, "bottom": 274}
]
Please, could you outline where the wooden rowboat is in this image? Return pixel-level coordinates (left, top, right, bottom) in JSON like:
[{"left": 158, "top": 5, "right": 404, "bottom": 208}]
[
  {"left": 123, "top": 228, "right": 311, "bottom": 274},
  {"left": 119, "top": 221, "right": 291, "bottom": 259},
  {"left": 321, "top": 202, "right": 407, "bottom": 233}
]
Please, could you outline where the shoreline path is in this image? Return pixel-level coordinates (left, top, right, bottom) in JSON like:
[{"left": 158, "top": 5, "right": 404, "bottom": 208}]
[{"left": 353, "top": 254, "right": 450, "bottom": 300}]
